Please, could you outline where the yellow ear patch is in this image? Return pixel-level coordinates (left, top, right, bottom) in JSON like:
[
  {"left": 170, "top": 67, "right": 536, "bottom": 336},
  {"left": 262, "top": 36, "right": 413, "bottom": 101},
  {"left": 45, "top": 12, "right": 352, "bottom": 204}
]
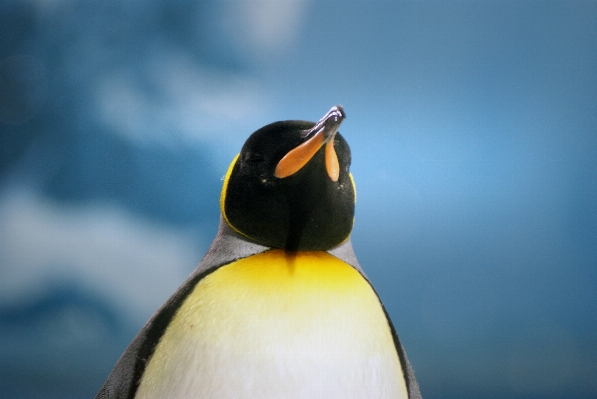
[
  {"left": 349, "top": 172, "right": 356, "bottom": 203},
  {"left": 219, "top": 153, "right": 240, "bottom": 232}
]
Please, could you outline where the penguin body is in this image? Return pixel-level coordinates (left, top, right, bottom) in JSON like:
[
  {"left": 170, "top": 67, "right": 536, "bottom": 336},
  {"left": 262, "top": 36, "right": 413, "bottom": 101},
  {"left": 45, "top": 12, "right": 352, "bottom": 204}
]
[{"left": 96, "top": 107, "right": 421, "bottom": 399}]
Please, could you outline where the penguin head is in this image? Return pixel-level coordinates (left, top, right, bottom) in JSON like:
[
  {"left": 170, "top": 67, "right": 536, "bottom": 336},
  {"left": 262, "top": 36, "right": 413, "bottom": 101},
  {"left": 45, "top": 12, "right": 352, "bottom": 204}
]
[{"left": 220, "top": 106, "right": 355, "bottom": 251}]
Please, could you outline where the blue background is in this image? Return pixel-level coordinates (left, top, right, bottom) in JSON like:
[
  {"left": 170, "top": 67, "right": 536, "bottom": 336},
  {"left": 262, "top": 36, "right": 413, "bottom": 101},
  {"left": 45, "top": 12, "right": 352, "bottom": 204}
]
[{"left": 1, "top": 1, "right": 596, "bottom": 398}]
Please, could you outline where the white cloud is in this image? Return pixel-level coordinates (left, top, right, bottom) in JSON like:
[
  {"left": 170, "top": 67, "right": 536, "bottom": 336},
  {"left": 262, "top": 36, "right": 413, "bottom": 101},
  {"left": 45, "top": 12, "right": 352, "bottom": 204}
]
[
  {"left": 0, "top": 188, "right": 205, "bottom": 321},
  {"left": 221, "top": 0, "right": 311, "bottom": 57},
  {"left": 96, "top": 49, "right": 272, "bottom": 148},
  {"left": 219, "top": 0, "right": 310, "bottom": 64}
]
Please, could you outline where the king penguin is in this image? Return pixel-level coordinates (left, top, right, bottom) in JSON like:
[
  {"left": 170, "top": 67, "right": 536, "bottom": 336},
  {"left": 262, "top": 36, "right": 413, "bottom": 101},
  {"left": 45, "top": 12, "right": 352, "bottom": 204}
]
[{"left": 96, "top": 106, "right": 422, "bottom": 399}]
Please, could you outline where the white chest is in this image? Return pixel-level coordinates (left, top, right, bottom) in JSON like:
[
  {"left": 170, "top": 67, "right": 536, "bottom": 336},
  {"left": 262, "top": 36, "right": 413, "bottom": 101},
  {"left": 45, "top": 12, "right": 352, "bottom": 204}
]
[{"left": 135, "top": 251, "right": 408, "bottom": 399}]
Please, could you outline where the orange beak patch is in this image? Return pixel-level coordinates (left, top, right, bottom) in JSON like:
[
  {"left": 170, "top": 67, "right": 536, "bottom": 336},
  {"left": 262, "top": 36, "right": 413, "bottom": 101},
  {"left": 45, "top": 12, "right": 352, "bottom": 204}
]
[
  {"left": 325, "top": 140, "right": 339, "bottom": 182},
  {"left": 274, "top": 105, "right": 344, "bottom": 182},
  {"left": 274, "top": 128, "right": 339, "bottom": 181}
]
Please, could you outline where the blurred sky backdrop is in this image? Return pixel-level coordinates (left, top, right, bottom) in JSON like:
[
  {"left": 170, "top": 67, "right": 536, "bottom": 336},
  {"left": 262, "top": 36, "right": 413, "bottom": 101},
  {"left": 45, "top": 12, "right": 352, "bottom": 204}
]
[{"left": 1, "top": 1, "right": 596, "bottom": 398}]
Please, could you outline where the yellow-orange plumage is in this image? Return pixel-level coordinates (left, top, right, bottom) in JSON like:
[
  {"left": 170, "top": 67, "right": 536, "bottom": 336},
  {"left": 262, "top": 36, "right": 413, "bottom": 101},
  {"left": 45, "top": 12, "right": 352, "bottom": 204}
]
[{"left": 136, "top": 250, "right": 407, "bottom": 399}]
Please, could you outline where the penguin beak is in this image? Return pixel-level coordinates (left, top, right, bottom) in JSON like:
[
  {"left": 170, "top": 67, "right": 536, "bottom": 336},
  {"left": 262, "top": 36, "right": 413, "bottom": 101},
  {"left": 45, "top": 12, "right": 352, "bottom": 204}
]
[{"left": 274, "top": 106, "right": 345, "bottom": 182}]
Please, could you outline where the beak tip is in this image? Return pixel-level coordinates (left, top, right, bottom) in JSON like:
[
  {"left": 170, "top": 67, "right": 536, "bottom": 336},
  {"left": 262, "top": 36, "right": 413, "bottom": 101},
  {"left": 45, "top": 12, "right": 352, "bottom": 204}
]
[{"left": 322, "top": 106, "right": 345, "bottom": 141}]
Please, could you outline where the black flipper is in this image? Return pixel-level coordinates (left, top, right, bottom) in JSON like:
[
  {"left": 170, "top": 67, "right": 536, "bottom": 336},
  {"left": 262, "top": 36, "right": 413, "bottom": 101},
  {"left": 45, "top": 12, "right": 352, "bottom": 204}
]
[{"left": 94, "top": 218, "right": 269, "bottom": 399}]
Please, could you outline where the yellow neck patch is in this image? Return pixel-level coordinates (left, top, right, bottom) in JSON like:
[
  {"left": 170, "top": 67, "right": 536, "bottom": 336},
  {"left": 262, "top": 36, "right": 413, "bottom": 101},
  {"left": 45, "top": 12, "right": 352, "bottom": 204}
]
[{"left": 136, "top": 250, "right": 407, "bottom": 399}]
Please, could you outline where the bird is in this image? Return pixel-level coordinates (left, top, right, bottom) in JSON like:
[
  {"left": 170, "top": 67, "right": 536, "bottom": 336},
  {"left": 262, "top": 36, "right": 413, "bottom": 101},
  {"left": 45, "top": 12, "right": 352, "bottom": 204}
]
[{"left": 96, "top": 106, "right": 422, "bottom": 399}]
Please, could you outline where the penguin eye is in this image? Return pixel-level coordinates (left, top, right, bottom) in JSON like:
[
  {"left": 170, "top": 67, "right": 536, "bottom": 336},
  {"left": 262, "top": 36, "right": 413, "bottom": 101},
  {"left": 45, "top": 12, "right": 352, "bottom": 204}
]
[{"left": 244, "top": 153, "right": 265, "bottom": 166}]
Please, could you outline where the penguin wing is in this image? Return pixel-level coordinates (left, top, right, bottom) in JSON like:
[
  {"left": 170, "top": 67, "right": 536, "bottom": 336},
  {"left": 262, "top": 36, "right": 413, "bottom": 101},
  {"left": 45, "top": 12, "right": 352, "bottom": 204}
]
[
  {"left": 332, "top": 239, "right": 422, "bottom": 399},
  {"left": 380, "top": 302, "right": 423, "bottom": 399},
  {"left": 95, "top": 218, "right": 269, "bottom": 399}
]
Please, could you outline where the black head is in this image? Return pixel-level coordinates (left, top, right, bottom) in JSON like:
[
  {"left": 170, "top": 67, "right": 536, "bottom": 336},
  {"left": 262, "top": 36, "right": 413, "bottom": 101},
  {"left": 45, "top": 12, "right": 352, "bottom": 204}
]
[{"left": 220, "top": 106, "right": 356, "bottom": 251}]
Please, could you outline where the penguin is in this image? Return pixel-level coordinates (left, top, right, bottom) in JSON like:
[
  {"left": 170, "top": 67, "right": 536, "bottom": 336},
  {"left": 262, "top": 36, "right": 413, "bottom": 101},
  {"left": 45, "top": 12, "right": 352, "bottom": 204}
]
[{"left": 96, "top": 106, "right": 422, "bottom": 399}]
